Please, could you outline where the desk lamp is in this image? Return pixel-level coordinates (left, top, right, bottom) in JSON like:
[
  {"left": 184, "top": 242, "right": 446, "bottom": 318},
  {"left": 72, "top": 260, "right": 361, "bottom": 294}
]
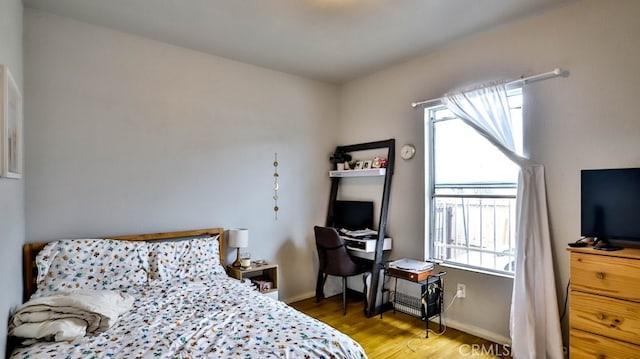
[{"left": 228, "top": 228, "right": 249, "bottom": 268}]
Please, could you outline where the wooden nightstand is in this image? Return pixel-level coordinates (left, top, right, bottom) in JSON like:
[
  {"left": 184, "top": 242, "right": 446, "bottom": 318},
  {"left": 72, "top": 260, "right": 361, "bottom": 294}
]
[{"left": 227, "top": 262, "right": 279, "bottom": 300}]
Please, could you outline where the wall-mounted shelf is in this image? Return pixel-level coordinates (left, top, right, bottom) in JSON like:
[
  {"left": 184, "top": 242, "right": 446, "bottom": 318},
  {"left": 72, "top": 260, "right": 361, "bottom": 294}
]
[{"left": 329, "top": 168, "right": 386, "bottom": 177}]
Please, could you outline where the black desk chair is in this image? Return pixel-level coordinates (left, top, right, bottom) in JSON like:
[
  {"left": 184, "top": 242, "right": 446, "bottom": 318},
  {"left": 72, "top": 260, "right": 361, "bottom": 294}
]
[{"left": 314, "top": 225, "right": 370, "bottom": 315}]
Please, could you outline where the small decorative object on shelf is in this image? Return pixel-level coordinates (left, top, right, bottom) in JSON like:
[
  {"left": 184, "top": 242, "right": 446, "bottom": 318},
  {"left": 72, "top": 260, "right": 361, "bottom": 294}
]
[
  {"left": 240, "top": 252, "right": 251, "bottom": 269},
  {"left": 330, "top": 150, "right": 352, "bottom": 170}
]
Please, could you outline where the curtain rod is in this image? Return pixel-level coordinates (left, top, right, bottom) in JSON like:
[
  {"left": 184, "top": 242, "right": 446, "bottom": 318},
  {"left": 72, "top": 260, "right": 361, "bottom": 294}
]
[{"left": 411, "top": 68, "right": 564, "bottom": 109}]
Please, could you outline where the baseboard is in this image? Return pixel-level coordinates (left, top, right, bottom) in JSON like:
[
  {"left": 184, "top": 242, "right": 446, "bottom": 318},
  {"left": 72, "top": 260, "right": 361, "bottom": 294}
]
[
  {"left": 433, "top": 317, "right": 512, "bottom": 346},
  {"left": 283, "top": 291, "right": 316, "bottom": 304},
  {"left": 285, "top": 289, "right": 365, "bottom": 303}
]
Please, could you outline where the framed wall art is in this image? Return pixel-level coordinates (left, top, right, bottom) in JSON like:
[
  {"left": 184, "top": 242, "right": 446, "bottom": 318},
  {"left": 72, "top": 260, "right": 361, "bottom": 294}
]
[{"left": 1, "top": 65, "right": 22, "bottom": 179}]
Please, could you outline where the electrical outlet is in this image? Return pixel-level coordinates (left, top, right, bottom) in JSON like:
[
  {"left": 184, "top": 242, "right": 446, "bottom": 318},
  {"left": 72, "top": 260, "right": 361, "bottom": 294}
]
[{"left": 456, "top": 283, "right": 466, "bottom": 298}]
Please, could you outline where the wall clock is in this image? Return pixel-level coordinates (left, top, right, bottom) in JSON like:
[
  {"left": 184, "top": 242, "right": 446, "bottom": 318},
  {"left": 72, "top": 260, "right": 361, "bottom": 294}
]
[{"left": 400, "top": 144, "right": 416, "bottom": 160}]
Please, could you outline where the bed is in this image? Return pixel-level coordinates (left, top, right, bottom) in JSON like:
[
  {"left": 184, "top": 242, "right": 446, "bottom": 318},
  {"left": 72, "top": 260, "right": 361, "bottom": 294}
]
[{"left": 10, "top": 228, "right": 367, "bottom": 358}]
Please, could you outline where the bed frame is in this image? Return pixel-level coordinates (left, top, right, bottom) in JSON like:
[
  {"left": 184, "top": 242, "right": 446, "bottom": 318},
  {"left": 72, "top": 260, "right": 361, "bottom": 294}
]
[{"left": 22, "top": 228, "right": 225, "bottom": 301}]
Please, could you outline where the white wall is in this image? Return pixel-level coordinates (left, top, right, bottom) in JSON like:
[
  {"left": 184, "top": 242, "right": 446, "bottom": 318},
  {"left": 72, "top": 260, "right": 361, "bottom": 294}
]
[
  {"left": 21, "top": 0, "right": 640, "bottom": 348},
  {"left": 24, "top": 10, "right": 339, "bottom": 303},
  {"left": 0, "top": 0, "right": 23, "bottom": 355},
  {"left": 339, "top": 0, "right": 640, "bottom": 344}
]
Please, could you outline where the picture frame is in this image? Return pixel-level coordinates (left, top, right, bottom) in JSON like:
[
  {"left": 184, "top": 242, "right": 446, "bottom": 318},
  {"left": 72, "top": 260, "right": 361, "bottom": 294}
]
[
  {"left": 354, "top": 161, "right": 363, "bottom": 170},
  {"left": 362, "top": 160, "right": 372, "bottom": 169},
  {"left": 1, "top": 65, "right": 22, "bottom": 179}
]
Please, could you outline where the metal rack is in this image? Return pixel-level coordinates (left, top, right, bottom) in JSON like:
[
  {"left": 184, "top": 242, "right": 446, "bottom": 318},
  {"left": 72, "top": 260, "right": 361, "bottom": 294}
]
[{"left": 383, "top": 269, "right": 446, "bottom": 338}]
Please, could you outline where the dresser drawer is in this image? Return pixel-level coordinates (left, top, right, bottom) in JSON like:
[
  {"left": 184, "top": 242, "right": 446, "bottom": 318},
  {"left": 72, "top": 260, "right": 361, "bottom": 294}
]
[
  {"left": 570, "top": 329, "right": 640, "bottom": 359},
  {"left": 570, "top": 290, "right": 640, "bottom": 344},
  {"left": 571, "top": 252, "right": 640, "bottom": 301}
]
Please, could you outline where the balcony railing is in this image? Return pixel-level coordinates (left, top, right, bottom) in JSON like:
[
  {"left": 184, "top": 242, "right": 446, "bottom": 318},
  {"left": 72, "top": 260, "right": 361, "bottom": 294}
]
[{"left": 433, "top": 195, "right": 516, "bottom": 274}]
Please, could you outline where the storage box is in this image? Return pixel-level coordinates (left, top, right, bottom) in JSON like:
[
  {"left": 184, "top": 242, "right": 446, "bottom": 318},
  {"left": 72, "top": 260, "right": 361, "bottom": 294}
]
[{"left": 251, "top": 278, "right": 273, "bottom": 292}]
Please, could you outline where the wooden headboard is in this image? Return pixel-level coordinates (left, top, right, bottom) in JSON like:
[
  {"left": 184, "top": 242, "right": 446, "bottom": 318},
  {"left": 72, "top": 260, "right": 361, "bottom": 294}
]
[{"left": 22, "top": 228, "right": 225, "bottom": 302}]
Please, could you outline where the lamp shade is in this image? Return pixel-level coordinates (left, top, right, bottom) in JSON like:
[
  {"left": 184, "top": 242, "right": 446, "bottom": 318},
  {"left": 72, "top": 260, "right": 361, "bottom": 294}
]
[{"left": 227, "top": 228, "right": 249, "bottom": 248}]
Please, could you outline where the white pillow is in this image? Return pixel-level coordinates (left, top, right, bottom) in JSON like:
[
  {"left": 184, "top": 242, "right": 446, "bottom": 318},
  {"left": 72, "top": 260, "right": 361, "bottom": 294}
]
[
  {"left": 36, "top": 239, "right": 149, "bottom": 294},
  {"left": 148, "top": 235, "right": 226, "bottom": 282}
]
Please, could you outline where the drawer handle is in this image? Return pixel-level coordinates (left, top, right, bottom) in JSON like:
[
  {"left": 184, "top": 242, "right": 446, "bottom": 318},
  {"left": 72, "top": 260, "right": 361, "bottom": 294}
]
[
  {"left": 597, "top": 313, "right": 605, "bottom": 320},
  {"left": 596, "top": 272, "right": 605, "bottom": 279}
]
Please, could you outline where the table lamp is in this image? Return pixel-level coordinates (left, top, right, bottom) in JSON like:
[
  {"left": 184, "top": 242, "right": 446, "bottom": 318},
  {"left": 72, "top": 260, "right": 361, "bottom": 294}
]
[{"left": 228, "top": 228, "right": 249, "bottom": 268}]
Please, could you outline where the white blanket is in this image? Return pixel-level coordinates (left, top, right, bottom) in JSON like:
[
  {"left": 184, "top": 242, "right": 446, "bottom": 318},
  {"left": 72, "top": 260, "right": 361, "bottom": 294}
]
[{"left": 9, "top": 290, "right": 134, "bottom": 342}]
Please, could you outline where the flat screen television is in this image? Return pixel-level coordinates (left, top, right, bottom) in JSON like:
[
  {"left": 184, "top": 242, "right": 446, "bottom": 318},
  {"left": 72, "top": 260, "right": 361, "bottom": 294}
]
[
  {"left": 332, "top": 200, "right": 374, "bottom": 231},
  {"left": 581, "top": 168, "right": 640, "bottom": 246}
]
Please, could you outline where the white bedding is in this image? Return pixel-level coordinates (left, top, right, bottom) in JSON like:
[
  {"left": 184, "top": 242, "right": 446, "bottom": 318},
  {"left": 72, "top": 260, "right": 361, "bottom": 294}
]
[
  {"left": 11, "top": 277, "right": 367, "bottom": 358},
  {"left": 9, "top": 290, "right": 134, "bottom": 342}
]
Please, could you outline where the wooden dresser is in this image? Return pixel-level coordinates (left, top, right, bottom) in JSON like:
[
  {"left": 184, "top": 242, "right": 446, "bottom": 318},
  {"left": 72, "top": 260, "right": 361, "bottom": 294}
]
[{"left": 568, "top": 246, "right": 640, "bottom": 358}]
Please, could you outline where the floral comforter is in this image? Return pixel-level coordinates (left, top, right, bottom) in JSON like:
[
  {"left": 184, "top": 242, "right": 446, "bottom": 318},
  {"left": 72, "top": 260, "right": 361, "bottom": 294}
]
[{"left": 11, "top": 277, "right": 367, "bottom": 358}]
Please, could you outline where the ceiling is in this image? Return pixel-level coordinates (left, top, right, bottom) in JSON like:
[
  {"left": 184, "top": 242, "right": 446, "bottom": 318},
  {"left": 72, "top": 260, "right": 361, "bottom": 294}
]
[{"left": 23, "top": 0, "right": 578, "bottom": 83}]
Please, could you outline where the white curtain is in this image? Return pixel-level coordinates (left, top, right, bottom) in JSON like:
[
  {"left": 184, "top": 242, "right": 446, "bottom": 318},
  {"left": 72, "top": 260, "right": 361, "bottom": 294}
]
[{"left": 443, "top": 83, "right": 563, "bottom": 359}]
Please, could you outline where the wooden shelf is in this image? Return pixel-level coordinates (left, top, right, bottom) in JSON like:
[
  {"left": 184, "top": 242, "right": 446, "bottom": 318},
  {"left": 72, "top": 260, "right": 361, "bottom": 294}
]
[
  {"left": 329, "top": 168, "right": 386, "bottom": 177},
  {"left": 227, "top": 263, "right": 278, "bottom": 300}
]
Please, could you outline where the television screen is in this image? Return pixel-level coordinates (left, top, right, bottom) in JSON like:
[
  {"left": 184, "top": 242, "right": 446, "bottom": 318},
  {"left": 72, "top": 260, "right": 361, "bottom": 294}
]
[
  {"left": 332, "top": 200, "right": 374, "bottom": 231},
  {"left": 581, "top": 168, "right": 640, "bottom": 240}
]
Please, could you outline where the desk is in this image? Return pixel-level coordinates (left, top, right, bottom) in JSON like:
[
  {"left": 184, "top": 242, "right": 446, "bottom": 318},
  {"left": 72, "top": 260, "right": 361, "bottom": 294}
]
[
  {"left": 382, "top": 265, "right": 446, "bottom": 338},
  {"left": 344, "top": 237, "right": 392, "bottom": 261}
]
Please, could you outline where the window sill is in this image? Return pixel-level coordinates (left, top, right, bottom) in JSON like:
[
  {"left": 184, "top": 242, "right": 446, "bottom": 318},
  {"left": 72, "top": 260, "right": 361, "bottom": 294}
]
[{"left": 436, "top": 261, "right": 515, "bottom": 279}]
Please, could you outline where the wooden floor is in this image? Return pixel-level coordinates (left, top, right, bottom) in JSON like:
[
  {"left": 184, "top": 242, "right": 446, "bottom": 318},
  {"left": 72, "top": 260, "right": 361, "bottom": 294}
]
[{"left": 290, "top": 295, "right": 511, "bottom": 359}]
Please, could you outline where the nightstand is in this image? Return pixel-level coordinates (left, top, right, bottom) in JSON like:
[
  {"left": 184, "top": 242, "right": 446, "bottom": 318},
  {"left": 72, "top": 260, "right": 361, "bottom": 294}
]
[{"left": 227, "top": 262, "right": 279, "bottom": 300}]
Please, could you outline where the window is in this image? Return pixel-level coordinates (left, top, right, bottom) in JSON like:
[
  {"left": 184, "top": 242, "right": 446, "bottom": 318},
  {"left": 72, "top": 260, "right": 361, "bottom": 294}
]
[{"left": 425, "top": 88, "right": 522, "bottom": 275}]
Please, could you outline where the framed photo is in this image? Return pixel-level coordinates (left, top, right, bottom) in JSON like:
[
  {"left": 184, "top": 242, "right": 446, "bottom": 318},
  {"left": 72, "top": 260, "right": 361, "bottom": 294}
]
[
  {"left": 354, "top": 161, "right": 363, "bottom": 170},
  {"left": 1, "top": 65, "right": 22, "bottom": 179},
  {"left": 362, "top": 160, "right": 372, "bottom": 169}
]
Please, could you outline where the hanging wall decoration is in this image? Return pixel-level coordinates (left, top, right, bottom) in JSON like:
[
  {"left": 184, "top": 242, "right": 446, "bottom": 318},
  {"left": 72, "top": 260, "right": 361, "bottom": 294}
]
[{"left": 273, "top": 153, "right": 279, "bottom": 220}]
